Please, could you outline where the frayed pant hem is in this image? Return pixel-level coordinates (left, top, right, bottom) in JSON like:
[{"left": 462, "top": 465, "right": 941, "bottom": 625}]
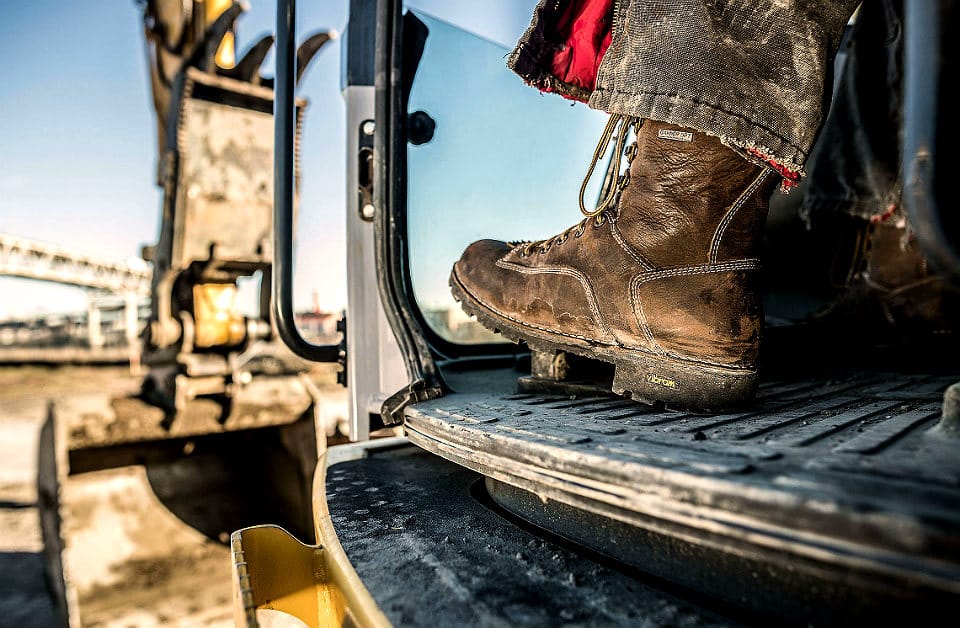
[{"left": 588, "top": 87, "right": 809, "bottom": 185}]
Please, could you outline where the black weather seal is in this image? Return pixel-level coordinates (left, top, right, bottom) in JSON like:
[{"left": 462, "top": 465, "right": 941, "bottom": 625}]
[{"left": 374, "top": 0, "right": 447, "bottom": 424}]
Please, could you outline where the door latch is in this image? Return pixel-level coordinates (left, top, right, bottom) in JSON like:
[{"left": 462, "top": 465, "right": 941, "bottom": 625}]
[{"left": 358, "top": 119, "right": 375, "bottom": 221}]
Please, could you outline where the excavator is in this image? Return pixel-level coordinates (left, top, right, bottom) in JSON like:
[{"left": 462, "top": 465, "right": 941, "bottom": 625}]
[{"left": 37, "top": 1, "right": 338, "bottom": 625}]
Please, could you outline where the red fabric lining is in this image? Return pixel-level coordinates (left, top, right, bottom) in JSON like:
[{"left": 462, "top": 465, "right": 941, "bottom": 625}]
[
  {"left": 546, "top": 0, "right": 614, "bottom": 100},
  {"left": 870, "top": 203, "right": 898, "bottom": 224},
  {"left": 745, "top": 148, "right": 801, "bottom": 189}
]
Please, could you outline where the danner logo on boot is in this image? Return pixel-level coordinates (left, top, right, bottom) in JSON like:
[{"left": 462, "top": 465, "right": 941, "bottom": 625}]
[
  {"left": 657, "top": 129, "right": 693, "bottom": 142},
  {"left": 647, "top": 373, "right": 679, "bottom": 389}
]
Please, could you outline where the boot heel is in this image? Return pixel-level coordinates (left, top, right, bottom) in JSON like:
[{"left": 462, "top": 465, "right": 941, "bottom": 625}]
[{"left": 612, "top": 357, "right": 757, "bottom": 411}]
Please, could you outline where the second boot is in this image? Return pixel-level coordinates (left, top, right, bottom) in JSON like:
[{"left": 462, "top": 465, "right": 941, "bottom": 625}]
[{"left": 450, "top": 118, "right": 779, "bottom": 410}]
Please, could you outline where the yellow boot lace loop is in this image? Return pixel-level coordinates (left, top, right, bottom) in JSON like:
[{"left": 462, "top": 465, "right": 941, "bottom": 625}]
[
  {"left": 518, "top": 115, "right": 641, "bottom": 258},
  {"left": 578, "top": 114, "right": 642, "bottom": 218}
]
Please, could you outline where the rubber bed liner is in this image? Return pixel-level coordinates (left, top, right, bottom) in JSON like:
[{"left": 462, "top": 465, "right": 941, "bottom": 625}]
[{"left": 403, "top": 368, "right": 960, "bottom": 624}]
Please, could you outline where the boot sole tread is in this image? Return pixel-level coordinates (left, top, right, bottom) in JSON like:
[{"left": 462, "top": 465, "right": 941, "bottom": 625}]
[{"left": 450, "top": 269, "right": 757, "bottom": 412}]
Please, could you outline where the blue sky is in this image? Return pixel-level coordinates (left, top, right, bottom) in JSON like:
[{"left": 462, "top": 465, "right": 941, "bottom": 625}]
[{"left": 0, "top": 0, "right": 606, "bottom": 319}]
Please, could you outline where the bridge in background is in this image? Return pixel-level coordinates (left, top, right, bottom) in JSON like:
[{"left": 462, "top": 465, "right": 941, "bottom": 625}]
[
  {"left": 0, "top": 233, "right": 152, "bottom": 365},
  {"left": 0, "top": 233, "right": 151, "bottom": 295}
]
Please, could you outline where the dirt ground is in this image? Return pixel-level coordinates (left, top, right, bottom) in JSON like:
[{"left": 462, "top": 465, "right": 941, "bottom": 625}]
[
  {"left": 0, "top": 366, "right": 139, "bottom": 628},
  {"left": 0, "top": 364, "right": 343, "bottom": 628}
]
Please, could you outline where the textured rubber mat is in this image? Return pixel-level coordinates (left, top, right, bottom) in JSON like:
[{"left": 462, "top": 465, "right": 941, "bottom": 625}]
[{"left": 404, "top": 369, "right": 960, "bottom": 621}]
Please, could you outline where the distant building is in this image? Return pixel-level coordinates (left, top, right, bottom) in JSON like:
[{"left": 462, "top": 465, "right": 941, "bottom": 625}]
[
  {"left": 0, "top": 297, "right": 150, "bottom": 350},
  {"left": 421, "top": 306, "right": 502, "bottom": 344},
  {"left": 294, "top": 310, "right": 343, "bottom": 344}
]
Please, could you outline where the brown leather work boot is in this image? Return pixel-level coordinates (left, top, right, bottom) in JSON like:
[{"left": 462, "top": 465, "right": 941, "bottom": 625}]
[
  {"left": 450, "top": 118, "right": 779, "bottom": 410},
  {"left": 808, "top": 217, "right": 960, "bottom": 347}
]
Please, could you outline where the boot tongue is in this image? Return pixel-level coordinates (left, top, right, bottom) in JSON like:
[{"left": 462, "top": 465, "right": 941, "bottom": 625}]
[
  {"left": 615, "top": 119, "right": 771, "bottom": 267},
  {"left": 627, "top": 120, "right": 716, "bottom": 199},
  {"left": 629, "top": 119, "right": 750, "bottom": 189},
  {"left": 637, "top": 120, "right": 701, "bottom": 154}
]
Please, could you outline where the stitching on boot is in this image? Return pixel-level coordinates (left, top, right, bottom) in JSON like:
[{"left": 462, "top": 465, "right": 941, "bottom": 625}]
[
  {"left": 629, "top": 260, "right": 762, "bottom": 370},
  {"left": 709, "top": 171, "right": 771, "bottom": 264},
  {"left": 609, "top": 216, "right": 655, "bottom": 270},
  {"left": 634, "top": 259, "right": 761, "bottom": 288},
  {"left": 455, "top": 271, "right": 619, "bottom": 345},
  {"left": 626, "top": 285, "right": 667, "bottom": 355},
  {"left": 631, "top": 296, "right": 756, "bottom": 371},
  {"left": 453, "top": 267, "right": 752, "bottom": 373},
  {"left": 495, "top": 259, "right": 617, "bottom": 342}
]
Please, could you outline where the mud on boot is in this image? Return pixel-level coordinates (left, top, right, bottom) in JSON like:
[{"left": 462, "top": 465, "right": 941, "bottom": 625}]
[{"left": 450, "top": 117, "right": 780, "bottom": 411}]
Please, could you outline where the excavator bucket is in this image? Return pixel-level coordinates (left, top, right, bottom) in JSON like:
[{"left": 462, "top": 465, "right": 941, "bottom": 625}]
[{"left": 38, "top": 384, "right": 322, "bottom": 626}]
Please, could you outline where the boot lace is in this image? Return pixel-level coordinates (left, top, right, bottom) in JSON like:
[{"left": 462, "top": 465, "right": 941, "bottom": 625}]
[{"left": 519, "top": 114, "right": 642, "bottom": 257}]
